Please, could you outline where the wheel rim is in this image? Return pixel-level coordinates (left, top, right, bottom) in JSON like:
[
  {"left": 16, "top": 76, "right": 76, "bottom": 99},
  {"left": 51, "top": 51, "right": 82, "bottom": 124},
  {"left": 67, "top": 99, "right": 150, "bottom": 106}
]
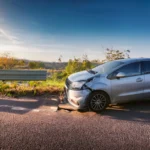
[{"left": 90, "top": 94, "right": 107, "bottom": 111}]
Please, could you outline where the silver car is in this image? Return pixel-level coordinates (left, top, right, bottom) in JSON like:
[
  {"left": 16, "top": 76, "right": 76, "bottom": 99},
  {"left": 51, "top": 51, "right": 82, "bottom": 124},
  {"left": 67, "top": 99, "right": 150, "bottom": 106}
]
[{"left": 64, "top": 58, "right": 150, "bottom": 112}]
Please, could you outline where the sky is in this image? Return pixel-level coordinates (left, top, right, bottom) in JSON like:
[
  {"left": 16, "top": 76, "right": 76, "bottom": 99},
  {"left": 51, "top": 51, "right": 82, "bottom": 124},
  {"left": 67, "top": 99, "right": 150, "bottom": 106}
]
[{"left": 0, "top": 0, "right": 150, "bottom": 62}]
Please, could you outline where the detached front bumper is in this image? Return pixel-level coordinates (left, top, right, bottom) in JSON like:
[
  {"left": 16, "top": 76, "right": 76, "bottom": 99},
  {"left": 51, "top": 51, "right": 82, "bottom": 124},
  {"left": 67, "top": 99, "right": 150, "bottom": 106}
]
[{"left": 64, "top": 87, "right": 91, "bottom": 110}]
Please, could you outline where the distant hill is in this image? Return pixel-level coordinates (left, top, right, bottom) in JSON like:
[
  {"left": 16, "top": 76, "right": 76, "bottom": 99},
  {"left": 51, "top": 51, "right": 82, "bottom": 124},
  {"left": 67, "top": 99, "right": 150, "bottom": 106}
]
[
  {"left": 16, "top": 59, "right": 68, "bottom": 70},
  {"left": 44, "top": 62, "right": 67, "bottom": 69}
]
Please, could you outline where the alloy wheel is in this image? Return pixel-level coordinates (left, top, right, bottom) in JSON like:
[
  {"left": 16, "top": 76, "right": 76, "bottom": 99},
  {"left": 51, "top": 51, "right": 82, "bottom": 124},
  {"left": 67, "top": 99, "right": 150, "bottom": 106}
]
[{"left": 90, "top": 94, "right": 107, "bottom": 111}]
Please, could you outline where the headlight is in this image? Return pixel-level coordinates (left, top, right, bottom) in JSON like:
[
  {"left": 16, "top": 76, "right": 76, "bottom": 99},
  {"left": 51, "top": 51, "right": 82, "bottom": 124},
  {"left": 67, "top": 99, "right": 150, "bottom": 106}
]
[
  {"left": 70, "top": 81, "right": 86, "bottom": 90},
  {"left": 69, "top": 75, "right": 100, "bottom": 90}
]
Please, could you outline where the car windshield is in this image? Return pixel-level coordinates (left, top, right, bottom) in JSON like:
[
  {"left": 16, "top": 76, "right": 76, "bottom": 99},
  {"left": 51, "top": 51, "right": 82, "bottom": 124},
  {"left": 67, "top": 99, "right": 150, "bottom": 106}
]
[{"left": 92, "top": 61, "right": 124, "bottom": 74}]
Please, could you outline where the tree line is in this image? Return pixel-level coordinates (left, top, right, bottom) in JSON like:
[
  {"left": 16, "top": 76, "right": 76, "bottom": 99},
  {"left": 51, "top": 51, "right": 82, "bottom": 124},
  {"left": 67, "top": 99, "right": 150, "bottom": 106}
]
[
  {"left": 0, "top": 53, "right": 45, "bottom": 69},
  {"left": 0, "top": 49, "right": 130, "bottom": 70}
]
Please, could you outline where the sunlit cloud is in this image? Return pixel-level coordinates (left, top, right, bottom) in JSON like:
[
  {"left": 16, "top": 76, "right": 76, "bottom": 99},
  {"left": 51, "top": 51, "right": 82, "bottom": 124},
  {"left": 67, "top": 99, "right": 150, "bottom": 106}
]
[{"left": 0, "top": 27, "right": 22, "bottom": 45}]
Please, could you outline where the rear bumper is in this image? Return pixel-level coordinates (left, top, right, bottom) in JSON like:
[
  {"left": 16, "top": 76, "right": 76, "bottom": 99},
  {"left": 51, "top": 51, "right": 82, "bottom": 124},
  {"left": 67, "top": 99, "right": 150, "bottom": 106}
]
[{"left": 64, "top": 87, "right": 91, "bottom": 109}]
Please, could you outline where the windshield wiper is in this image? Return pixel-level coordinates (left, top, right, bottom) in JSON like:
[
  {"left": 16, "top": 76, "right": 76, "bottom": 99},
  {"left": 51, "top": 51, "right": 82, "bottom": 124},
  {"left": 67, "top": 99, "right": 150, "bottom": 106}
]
[{"left": 87, "top": 70, "right": 97, "bottom": 74}]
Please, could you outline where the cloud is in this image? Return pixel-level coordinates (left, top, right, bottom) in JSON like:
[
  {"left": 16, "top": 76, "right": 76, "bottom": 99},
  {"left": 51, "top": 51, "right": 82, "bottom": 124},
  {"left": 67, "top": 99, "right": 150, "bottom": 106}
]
[{"left": 0, "top": 28, "right": 22, "bottom": 45}]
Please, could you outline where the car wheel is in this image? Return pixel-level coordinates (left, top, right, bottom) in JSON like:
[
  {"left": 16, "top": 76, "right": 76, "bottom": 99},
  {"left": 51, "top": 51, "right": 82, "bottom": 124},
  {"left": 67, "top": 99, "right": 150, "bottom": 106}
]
[{"left": 88, "top": 91, "right": 110, "bottom": 112}]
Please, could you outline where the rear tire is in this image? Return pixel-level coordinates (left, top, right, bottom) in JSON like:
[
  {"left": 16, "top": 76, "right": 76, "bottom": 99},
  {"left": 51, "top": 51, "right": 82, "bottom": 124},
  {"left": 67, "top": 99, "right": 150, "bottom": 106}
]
[{"left": 88, "top": 91, "right": 110, "bottom": 112}]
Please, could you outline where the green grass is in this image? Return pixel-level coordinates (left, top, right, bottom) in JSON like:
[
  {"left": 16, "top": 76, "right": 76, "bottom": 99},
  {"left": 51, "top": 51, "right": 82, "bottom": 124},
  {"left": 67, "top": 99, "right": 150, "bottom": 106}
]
[
  {"left": 41, "top": 79, "right": 64, "bottom": 89},
  {"left": 0, "top": 79, "right": 65, "bottom": 97}
]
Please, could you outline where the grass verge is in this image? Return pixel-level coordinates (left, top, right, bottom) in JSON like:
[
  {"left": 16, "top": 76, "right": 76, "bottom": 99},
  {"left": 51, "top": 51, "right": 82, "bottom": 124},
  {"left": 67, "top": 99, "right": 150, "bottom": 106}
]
[{"left": 0, "top": 80, "right": 64, "bottom": 97}]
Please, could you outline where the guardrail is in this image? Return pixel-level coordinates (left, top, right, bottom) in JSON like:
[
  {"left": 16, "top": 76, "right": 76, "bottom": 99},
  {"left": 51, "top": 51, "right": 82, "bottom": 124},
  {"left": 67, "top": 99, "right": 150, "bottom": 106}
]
[{"left": 0, "top": 70, "right": 47, "bottom": 81}]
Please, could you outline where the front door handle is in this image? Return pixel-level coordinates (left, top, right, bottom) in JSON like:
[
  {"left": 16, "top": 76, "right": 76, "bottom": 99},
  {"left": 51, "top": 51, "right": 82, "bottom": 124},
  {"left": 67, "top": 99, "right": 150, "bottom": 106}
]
[{"left": 136, "top": 78, "right": 143, "bottom": 82}]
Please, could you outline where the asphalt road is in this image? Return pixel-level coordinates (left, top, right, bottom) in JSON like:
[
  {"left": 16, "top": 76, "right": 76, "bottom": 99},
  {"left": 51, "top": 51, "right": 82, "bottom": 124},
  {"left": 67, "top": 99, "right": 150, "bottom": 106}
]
[{"left": 0, "top": 96, "right": 150, "bottom": 150}]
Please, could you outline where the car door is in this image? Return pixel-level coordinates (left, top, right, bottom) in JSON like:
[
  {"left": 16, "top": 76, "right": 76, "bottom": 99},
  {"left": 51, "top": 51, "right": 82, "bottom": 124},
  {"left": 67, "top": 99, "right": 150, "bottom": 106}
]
[
  {"left": 109, "top": 62, "right": 144, "bottom": 103},
  {"left": 142, "top": 61, "right": 150, "bottom": 99}
]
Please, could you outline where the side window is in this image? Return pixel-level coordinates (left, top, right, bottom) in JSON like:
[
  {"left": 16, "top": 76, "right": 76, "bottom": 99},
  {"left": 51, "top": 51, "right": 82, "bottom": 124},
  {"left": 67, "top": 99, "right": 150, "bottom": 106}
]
[
  {"left": 111, "top": 62, "right": 141, "bottom": 78},
  {"left": 142, "top": 61, "right": 150, "bottom": 74}
]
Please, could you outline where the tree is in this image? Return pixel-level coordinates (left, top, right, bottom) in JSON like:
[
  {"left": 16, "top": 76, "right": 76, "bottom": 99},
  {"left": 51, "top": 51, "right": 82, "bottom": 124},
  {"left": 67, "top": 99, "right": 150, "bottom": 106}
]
[
  {"left": 91, "top": 59, "right": 100, "bottom": 63},
  {"left": 105, "top": 49, "right": 130, "bottom": 61},
  {"left": 29, "top": 62, "right": 37, "bottom": 69},
  {"left": 0, "top": 53, "right": 17, "bottom": 69},
  {"left": 58, "top": 55, "right": 62, "bottom": 62},
  {"left": 29, "top": 61, "right": 45, "bottom": 69},
  {"left": 65, "top": 56, "right": 92, "bottom": 75},
  {"left": 18, "top": 60, "right": 26, "bottom": 66},
  {"left": 82, "top": 54, "right": 88, "bottom": 61}
]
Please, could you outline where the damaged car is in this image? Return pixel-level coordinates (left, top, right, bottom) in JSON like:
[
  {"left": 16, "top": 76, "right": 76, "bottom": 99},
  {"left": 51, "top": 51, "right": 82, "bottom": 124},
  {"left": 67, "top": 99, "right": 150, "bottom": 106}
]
[{"left": 64, "top": 58, "right": 150, "bottom": 112}]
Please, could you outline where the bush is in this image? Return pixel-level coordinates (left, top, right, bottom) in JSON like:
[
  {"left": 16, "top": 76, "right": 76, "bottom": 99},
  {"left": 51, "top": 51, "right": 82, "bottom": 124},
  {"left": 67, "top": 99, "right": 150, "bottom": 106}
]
[
  {"left": 29, "top": 61, "right": 45, "bottom": 69},
  {"left": 51, "top": 57, "right": 92, "bottom": 81},
  {"left": 51, "top": 71, "right": 67, "bottom": 81},
  {"left": 65, "top": 58, "right": 92, "bottom": 75},
  {"left": 0, "top": 82, "right": 10, "bottom": 93}
]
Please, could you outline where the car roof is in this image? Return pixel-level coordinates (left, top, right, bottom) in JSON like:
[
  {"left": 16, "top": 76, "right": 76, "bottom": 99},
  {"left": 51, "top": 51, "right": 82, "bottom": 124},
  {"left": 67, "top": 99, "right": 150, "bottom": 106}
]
[{"left": 116, "top": 58, "right": 150, "bottom": 64}]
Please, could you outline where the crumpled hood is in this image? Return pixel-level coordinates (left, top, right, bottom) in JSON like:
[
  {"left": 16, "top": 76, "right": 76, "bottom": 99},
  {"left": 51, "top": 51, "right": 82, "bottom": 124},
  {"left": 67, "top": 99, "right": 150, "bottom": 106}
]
[{"left": 68, "top": 70, "right": 95, "bottom": 82}]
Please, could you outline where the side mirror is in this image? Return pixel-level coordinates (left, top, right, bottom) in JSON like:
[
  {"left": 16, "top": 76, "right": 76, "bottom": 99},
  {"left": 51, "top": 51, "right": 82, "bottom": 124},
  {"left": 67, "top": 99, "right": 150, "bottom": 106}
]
[{"left": 116, "top": 72, "right": 126, "bottom": 78}]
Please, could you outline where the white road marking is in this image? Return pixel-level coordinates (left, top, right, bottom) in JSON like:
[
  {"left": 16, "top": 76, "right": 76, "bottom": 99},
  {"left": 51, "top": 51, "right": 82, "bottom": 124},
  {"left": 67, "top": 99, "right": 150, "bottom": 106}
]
[
  {"left": 0, "top": 103, "right": 58, "bottom": 112},
  {"left": 0, "top": 105, "right": 11, "bottom": 108},
  {"left": 11, "top": 107, "right": 30, "bottom": 111},
  {"left": 0, "top": 105, "right": 40, "bottom": 112}
]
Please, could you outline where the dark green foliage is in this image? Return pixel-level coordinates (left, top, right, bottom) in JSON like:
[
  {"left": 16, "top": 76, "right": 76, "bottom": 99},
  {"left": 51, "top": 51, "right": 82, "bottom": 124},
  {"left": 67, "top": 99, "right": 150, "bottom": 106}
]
[
  {"left": 29, "top": 62, "right": 45, "bottom": 69},
  {"left": 51, "top": 57, "right": 92, "bottom": 81},
  {"left": 65, "top": 58, "right": 92, "bottom": 75},
  {"left": 51, "top": 71, "right": 67, "bottom": 81}
]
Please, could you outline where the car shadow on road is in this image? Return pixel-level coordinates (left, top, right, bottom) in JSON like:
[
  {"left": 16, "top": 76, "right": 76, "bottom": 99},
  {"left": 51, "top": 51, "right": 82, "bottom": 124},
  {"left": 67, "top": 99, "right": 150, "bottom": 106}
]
[
  {"left": 0, "top": 96, "right": 59, "bottom": 114},
  {"left": 101, "top": 100, "right": 150, "bottom": 123}
]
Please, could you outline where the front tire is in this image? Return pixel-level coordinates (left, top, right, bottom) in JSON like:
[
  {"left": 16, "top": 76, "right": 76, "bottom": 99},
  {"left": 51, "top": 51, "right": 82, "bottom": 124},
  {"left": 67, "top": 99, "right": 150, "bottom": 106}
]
[{"left": 88, "top": 91, "right": 110, "bottom": 112}]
